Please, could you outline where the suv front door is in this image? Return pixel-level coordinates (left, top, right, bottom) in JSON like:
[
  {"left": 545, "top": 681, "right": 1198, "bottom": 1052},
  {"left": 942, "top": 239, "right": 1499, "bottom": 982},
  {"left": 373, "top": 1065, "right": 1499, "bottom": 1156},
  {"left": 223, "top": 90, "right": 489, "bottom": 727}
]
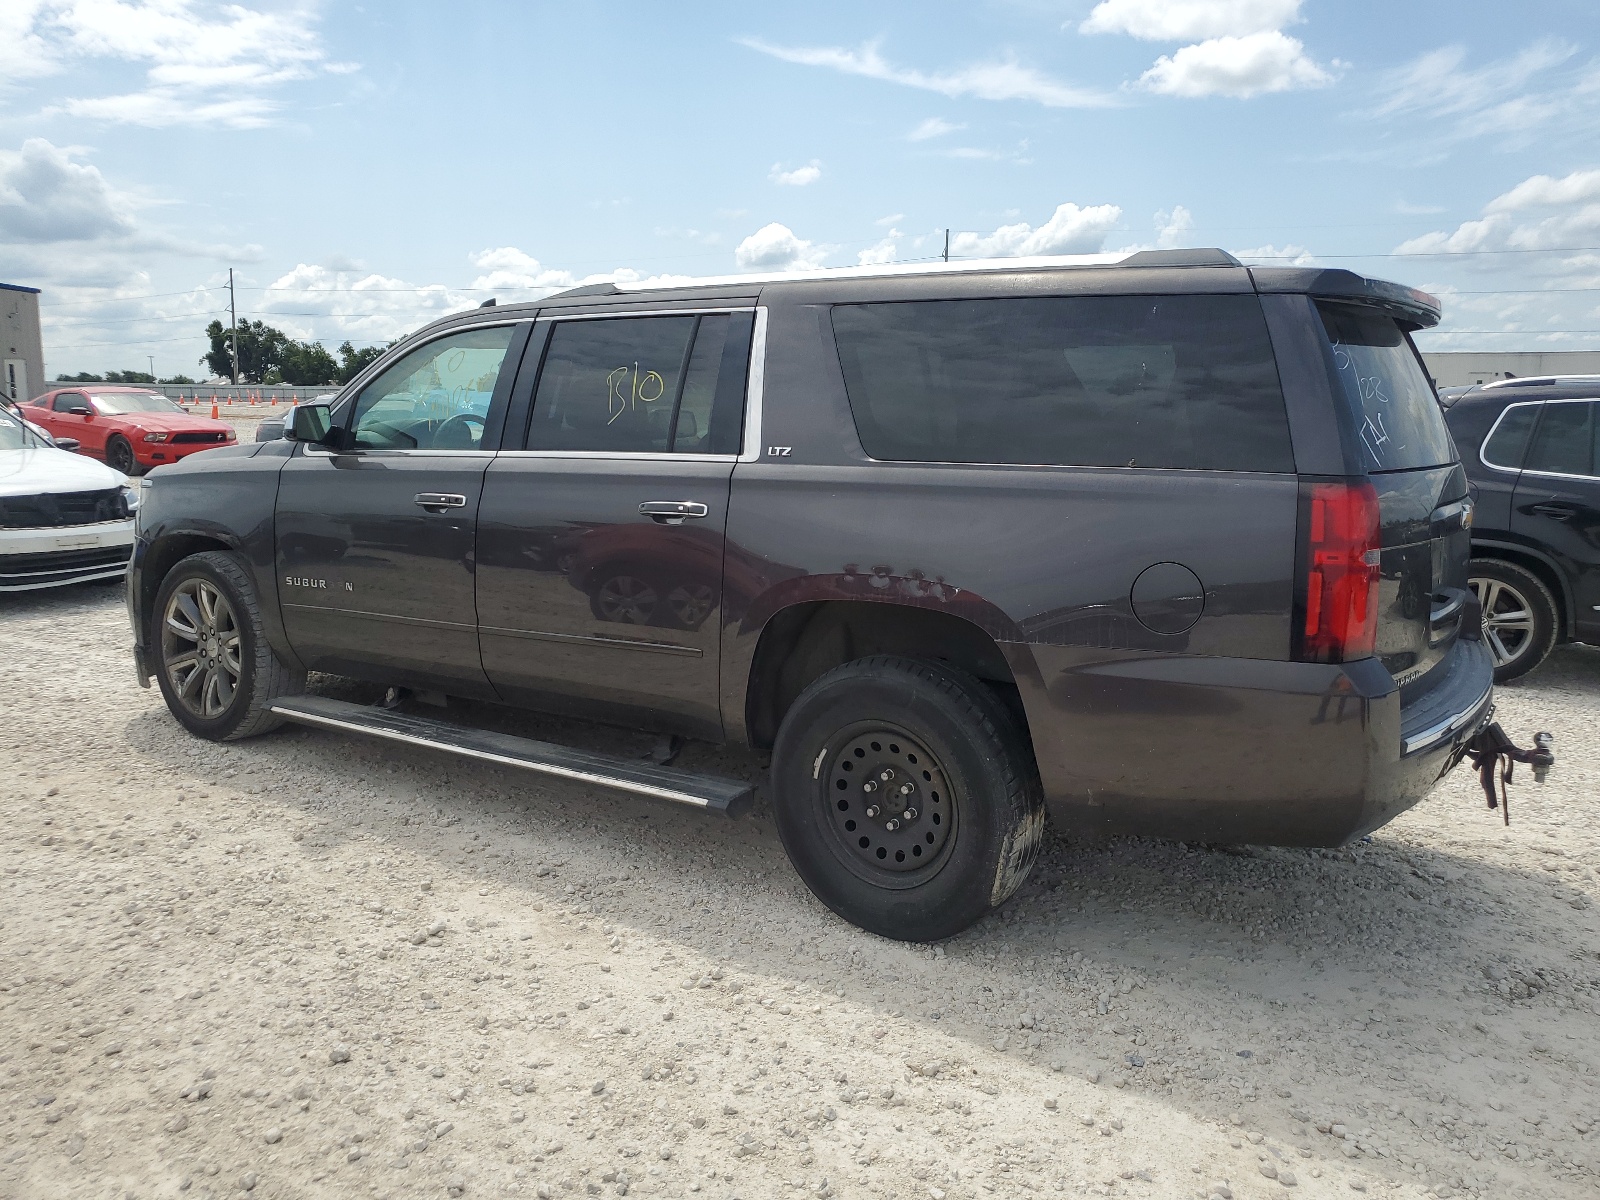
[
  {"left": 475, "top": 309, "right": 754, "bottom": 738},
  {"left": 274, "top": 322, "right": 531, "bottom": 693},
  {"left": 1512, "top": 397, "right": 1600, "bottom": 641}
]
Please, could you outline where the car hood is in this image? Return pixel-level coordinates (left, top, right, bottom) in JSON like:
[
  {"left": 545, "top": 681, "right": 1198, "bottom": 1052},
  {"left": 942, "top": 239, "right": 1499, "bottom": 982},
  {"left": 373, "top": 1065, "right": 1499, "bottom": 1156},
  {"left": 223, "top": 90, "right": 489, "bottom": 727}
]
[
  {"left": 107, "top": 410, "right": 233, "bottom": 433},
  {"left": 0, "top": 445, "right": 129, "bottom": 496}
]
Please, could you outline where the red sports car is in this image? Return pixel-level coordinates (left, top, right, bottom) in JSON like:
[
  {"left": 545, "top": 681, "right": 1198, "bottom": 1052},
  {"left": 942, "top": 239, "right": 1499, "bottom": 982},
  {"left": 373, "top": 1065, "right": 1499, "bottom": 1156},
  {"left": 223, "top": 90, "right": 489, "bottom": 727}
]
[{"left": 27, "top": 386, "right": 236, "bottom": 475}]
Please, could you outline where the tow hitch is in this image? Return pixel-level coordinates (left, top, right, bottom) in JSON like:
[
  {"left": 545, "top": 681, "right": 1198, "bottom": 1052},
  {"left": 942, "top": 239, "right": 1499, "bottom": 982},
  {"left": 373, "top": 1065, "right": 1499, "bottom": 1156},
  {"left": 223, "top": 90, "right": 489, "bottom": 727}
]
[{"left": 1463, "top": 722, "right": 1555, "bottom": 825}]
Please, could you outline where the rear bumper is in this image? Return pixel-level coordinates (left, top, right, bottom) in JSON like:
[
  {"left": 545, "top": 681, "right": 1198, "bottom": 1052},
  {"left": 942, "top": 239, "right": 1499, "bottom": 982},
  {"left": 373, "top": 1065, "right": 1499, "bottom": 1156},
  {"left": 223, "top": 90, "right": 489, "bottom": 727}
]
[
  {"left": 1013, "top": 636, "right": 1494, "bottom": 847},
  {"left": 0, "top": 521, "right": 134, "bottom": 591}
]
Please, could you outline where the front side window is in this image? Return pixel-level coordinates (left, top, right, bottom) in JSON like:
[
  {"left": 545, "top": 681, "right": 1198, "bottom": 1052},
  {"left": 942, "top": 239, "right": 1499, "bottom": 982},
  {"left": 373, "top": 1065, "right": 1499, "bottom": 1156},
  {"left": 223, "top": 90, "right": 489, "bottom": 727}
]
[
  {"left": 527, "top": 314, "right": 744, "bottom": 454},
  {"left": 1318, "top": 303, "right": 1455, "bottom": 473},
  {"left": 1523, "top": 401, "right": 1597, "bottom": 478},
  {"left": 89, "top": 392, "right": 183, "bottom": 415},
  {"left": 52, "top": 393, "right": 86, "bottom": 413},
  {"left": 830, "top": 294, "right": 1294, "bottom": 471},
  {"left": 350, "top": 325, "right": 515, "bottom": 451}
]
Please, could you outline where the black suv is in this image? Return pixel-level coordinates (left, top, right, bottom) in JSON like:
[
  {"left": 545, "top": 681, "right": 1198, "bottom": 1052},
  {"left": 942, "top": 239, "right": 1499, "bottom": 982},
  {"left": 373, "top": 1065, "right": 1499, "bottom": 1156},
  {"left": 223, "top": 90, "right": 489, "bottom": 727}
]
[
  {"left": 127, "top": 248, "right": 1498, "bottom": 940},
  {"left": 1444, "top": 376, "right": 1600, "bottom": 680}
]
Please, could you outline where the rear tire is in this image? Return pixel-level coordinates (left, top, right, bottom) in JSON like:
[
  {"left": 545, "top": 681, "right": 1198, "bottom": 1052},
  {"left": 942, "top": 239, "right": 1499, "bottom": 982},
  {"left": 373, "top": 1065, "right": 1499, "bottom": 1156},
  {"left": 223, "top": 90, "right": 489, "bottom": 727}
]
[
  {"left": 771, "top": 655, "right": 1044, "bottom": 941},
  {"left": 152, "top": 551, "right": 305, "bottom": 740},
  {"left": 1470, "top": 558, "right": 1559, "bottom": 682},
  {"left": 106, "top": 434, "right": 138, "bottom": 476}
]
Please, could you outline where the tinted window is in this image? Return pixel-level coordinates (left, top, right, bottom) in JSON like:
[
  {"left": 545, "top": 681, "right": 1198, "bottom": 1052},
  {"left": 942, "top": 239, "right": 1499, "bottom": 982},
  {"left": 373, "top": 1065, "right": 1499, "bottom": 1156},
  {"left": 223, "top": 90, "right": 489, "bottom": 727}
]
[
  {"left": 1479, "top": 402, "right": 1538, "bottom": 470},
  {"left": 53, "top": 393, "right": 86, "bottom": 412},
  {"left": 1318, "top": 303, "right": 1455, "bottom": 472},
  {"left": 350, "top": 325, "right": 515, "bottom": 451},
  {"left": 528, "top": 315, "right": 741, "bottom": 454},
  {"left": 830, "top": 295, "right": 1293, "bottom": 471},
  {"left": 1524, "top": 401, "right": 1596, "bottom": 477}
]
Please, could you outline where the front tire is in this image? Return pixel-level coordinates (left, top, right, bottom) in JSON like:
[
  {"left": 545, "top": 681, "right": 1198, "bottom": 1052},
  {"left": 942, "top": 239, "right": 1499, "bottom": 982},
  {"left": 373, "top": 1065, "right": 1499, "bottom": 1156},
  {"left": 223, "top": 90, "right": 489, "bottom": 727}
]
[
  {"left": 1469, "top": 559, "right": 1559, "bottom": 682},
  {"left": 771, "top": 656, "right": 1044, "bottom": 941},
  {"left": 152, "top": 551, "right": 305, "bottom": 740},
  {"left": 105, "top": 434, "right": 138, "bottom": 476}
]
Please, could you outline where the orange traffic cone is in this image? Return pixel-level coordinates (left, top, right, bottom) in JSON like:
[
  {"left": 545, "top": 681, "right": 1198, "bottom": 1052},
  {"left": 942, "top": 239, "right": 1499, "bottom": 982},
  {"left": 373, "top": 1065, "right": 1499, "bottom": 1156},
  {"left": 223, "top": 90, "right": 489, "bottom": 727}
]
[{"left": 211, "top": 402, "right": 219, "bottom": 420}]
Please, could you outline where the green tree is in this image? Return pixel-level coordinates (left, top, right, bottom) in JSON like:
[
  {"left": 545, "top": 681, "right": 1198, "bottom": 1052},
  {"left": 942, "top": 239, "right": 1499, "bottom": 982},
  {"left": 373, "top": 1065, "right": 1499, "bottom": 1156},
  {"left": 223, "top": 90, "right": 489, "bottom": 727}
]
[
  {"left": 104, "top": 370, "right": 156, "bottom": 383},
  {"left": 273, "top": 340, "right": 340, "bottom": 386},
  {"left": 202, "top": 318, "right": 287, "bottom": 383},
  {"left": 161, "top": 374, "right": 196, "bottom": 385},
  {"left": 337, "top": 341, "right": 387, "bottom": 384},
  {"left": 55, "top": 372, "right": 105, "bottom": 383}
]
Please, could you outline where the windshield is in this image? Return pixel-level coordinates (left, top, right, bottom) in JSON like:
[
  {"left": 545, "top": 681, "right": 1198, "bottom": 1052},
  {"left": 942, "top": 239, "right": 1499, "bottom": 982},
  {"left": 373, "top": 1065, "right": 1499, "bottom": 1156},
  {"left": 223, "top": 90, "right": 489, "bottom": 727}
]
[
  {"left": 0, "top": 410, "right": 33, "bottom": 450},
  {"left": 89, "top": 391, "right": 184, "bottom": 415},
  {"left": 1318, "top": 302, "right": 1456, "bottom": 472}
]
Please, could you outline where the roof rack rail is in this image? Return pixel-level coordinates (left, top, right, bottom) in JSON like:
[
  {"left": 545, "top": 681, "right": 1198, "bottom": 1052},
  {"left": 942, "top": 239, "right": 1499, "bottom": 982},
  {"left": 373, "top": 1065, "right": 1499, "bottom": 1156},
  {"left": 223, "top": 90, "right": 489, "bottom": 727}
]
[
  {"left": 544, "top": 282, "right": 622, "bottom": 300},
  {"left": 1118, "top": 248, "right": 1242, "bottom": 268},
  {"left": 1482, "top": 374, "right": 1600, "bottom": 389}
]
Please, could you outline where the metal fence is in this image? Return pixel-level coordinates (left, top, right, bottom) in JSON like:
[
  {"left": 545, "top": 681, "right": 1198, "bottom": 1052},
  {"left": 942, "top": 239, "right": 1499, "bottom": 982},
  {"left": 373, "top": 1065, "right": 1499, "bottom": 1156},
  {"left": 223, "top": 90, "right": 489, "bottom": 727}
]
[{"left": 151, "top": 384, "right": 340, "bottom": 406}]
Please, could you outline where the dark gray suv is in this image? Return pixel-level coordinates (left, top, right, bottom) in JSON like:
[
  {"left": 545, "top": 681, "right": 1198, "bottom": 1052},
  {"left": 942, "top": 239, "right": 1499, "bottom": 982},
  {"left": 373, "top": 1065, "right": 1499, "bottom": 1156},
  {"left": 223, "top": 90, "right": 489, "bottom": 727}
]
[{"left": 127, "top": 248, "right": 1511, "bottom": 940}]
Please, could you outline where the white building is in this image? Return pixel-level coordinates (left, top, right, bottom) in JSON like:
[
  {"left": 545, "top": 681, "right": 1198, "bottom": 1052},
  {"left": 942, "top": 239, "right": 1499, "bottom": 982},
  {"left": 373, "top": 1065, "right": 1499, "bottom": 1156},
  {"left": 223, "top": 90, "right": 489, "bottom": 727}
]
[{"left": 2, "top": 283, "right": 44, "bottom": 403}]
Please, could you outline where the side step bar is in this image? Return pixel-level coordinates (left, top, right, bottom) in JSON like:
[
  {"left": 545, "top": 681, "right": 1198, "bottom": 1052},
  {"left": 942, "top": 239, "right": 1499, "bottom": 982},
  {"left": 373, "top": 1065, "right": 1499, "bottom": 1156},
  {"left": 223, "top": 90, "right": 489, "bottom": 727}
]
[{"left": 269, "top": 695, "right": 755, "bottom": 816}]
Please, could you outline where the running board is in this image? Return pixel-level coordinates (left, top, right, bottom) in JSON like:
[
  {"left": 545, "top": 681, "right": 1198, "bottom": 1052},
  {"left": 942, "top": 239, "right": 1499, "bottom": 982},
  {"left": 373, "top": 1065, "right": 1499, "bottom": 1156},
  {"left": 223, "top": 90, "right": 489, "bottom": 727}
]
[{"left": 268, "top": 695, "right": 754, "bottom": 816}]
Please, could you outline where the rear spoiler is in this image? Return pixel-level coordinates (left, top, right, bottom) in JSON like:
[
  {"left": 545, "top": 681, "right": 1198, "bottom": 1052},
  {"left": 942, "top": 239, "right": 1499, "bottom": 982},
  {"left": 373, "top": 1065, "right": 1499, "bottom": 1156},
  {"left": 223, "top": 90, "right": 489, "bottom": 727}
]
[{"left": 1251, "top": 267, "right": 1441, "bottom": 329}]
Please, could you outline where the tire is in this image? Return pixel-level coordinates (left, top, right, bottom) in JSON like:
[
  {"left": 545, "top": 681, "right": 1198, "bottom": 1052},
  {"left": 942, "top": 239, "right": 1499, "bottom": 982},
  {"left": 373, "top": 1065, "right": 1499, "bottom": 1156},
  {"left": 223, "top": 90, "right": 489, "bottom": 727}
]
[
  {"left": 770, "top": 655, "right": 1045, "bottom": 942},
  {"left": 105, "top": 434, "right": 138, "bottom": 476},
  {"left": 1470, "top": 558, "right": 1559, "bottom": 683},
  {"left": 152, "top": 551, "right": 305, "bottom": 740}
]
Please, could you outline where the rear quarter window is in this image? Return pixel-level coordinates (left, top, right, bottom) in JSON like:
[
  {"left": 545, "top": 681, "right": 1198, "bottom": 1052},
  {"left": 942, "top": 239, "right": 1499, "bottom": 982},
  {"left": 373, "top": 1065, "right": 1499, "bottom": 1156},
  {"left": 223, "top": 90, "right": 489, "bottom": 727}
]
[
  {"left": 830, "top": 294, "right": 1294, "bottom": 472},
  {"left": 1317, "top": 302, "right": 1455, "bottom": 473}
]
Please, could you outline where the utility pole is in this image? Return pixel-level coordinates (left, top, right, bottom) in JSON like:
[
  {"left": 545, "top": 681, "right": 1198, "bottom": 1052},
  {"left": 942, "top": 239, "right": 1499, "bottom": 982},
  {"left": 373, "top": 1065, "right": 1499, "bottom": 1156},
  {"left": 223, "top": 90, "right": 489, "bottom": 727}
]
[
  {"left": 943, "top": 229, "right": 950, "bottom": 263},
  {"left": 147, "top": 354, "right": 155, "bottom": 382},
  {"left": 228, "top": 267, "right": 239, "bottom": 385}
]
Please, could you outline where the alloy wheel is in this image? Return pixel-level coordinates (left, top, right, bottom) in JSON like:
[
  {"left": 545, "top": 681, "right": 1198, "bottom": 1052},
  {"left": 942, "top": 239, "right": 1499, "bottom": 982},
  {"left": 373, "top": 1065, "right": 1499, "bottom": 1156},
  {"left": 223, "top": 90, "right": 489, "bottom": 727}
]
[
  {"left": 161, "top": 577, "right": 243, "bottom": 719},
  {"left": 107, "top": 438, "right": 135, "bottom": 474},
  {"left": 1471, "top": 576, "right": 1536, "bottom": 668},
  {"left": 595, "top": 574, "right": 657, "bottom": 624}
]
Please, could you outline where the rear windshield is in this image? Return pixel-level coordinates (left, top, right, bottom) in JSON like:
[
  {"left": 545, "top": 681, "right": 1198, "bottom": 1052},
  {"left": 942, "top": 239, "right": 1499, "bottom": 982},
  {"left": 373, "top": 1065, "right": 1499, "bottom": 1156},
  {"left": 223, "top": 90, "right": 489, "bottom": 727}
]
[
  {"left": 1318, "top": 303, "right": 1455, "bottom": 472},
  {"left": 831, "top": 294, "right": 1294, "bottom": 472}
]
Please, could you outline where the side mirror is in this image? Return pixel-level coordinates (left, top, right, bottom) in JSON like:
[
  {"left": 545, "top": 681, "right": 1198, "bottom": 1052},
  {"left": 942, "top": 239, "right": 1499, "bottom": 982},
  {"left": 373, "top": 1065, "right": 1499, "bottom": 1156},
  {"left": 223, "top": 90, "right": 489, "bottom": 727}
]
[
  {"left": 68, "top": 404, "right": 92, "bottom": 416},
  {"left": 286, "top": 402, "right": 337, "bottom": 445},
  {"left": 54, "top": 437, "right": 81, "bottom": 452}
]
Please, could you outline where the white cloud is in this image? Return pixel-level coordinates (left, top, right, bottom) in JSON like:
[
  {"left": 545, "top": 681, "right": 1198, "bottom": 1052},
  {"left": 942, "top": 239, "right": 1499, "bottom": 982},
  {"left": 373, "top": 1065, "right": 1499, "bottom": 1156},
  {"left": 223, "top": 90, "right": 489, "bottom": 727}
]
[
  {"left": 857, "top": 230, "right": 902, "bottom": 266},
  {"left": 0, "top": 137, "right": 134, "bottom": 242},
  {"left": 908, "top": 117, "right": 964, "bottom": 141},
  {"left": 1233, "top": 242, "right": 1316, "bottom": 266},
  {"left": 1396, "top": 167, "right": 1600, "bottom": 259},
  {"left": 734, "top": 223, "right": 826, "bottom": 272},
  {"left": 951, "top": 202, "right": 1123, "bottom": 258},
  {"left": 770, "top": 160, "right": 822, "bottom": 187},
  {"left": 1081, "top": 0, "right": 1302, "bottom": 41},
  {"left": 875, "top": 213, "right": 904, "bottom": 227},
  {"left": 1154, "top": 205, "right": 1195, "bottom": 248},
  {"left": 1372, "top": 41, "right": 1574, "bottom": 130},
  {"left": 0, "top": 1, "right": 58, "bottom": 85},
  {"left": 18, "top": 1, "right": 347, "bottom": 129},
  {"left": 1138, "top": 30, "right": 1330, "bottom": 98},
  {"left": 739, "top": 37, "right": 1114, "bottom": 108}
]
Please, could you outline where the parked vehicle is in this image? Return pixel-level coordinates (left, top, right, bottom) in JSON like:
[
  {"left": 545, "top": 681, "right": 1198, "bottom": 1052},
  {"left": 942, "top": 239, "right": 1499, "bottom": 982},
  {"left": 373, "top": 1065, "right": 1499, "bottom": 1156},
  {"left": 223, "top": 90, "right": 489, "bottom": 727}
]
[
  {"left": 25, "top": 386, "right": 235, "bottom": 475},
  {"left": 1443, "top": 376, "right": 1600, "bottom": 680},
  {"left": 127, "top": 249, "right": 1531, "bottom": 939},
  {"left": 1, "top": 401, "right": 137, "bottom": 591}
]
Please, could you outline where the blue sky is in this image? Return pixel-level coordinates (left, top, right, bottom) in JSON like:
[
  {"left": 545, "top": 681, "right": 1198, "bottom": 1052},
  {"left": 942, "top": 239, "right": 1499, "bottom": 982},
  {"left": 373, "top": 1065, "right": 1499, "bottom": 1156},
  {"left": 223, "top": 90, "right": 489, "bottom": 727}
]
[{"left": 4, "top": 0, "right": 1600, "bottom": 377}]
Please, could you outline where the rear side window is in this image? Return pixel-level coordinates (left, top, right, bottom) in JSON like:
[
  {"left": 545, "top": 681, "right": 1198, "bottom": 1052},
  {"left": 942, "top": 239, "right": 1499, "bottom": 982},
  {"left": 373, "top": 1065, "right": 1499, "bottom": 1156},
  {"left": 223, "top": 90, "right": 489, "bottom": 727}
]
[
  {"left": 830, "top": 295, "right": 1293, "bottom": 471},
  {"left": 1317, "top": 303, "right": 1455, "bottom": 473},
  {"left": 527, "top": 314, "right": 748, "bottom": 454},
  {"left": 1479, "top": 402, "right": 1538, "bottom": 470},
  {"left": 1524, "top": 401, "right": 1597, "bottom": 477}
]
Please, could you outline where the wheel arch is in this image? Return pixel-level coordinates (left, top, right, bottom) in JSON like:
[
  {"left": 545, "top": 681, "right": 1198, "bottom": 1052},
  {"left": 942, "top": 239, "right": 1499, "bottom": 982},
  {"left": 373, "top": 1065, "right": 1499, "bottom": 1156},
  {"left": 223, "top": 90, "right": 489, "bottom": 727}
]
[
  {"left": 741, "top": 598, "right": 1035, "bottom": 755},
  {"left": 1470, "top": 539, "right": 1572, "bottom": 640}
]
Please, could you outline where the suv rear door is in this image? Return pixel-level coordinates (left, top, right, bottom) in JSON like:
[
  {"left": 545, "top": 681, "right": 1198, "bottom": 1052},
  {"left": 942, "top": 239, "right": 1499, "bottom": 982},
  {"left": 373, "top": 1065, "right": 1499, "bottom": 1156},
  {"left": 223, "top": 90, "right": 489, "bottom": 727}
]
[
  {"left": 274, "top": 322, "right": 529, "bottom": 694},
  {"left": 1316, "top": 302, "right": 1469, "bottom": 695},
  {"left": 474, "top": 308, "right": 754, "bottom": 739},
  {"left": 1512, "top": 398, "right": 1600, "bottom": 641}
]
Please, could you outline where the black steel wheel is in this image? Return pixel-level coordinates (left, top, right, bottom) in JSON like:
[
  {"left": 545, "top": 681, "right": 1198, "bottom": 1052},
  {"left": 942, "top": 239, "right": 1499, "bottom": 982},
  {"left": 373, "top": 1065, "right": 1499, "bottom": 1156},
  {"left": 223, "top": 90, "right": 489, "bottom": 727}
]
[
  {"left": 771, "top": 655, "right": 1044, "bottom": 941},
  {"left": 106, "top": 435, "right": 137, "bottom": 475},
  {"left": 1469, "top": 559, "right": 1559, "bottom": 682}
]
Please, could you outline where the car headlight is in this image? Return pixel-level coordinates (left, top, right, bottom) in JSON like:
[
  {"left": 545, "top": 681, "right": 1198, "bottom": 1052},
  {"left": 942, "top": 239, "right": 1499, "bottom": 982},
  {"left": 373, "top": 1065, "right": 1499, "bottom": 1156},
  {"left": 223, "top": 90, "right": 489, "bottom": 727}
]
[
  {"left": 143, "top": 431, "right": 169, "bottom": 443},
  {"left": 120, "top": 484, "right": 140, "bottom": 516}
]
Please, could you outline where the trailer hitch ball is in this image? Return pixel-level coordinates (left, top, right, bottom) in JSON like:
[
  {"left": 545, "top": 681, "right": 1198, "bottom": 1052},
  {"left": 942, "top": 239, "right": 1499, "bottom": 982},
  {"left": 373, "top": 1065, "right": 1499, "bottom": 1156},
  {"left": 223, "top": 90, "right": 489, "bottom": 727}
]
[{"left": 1532, "top": 732, "right": 1554, "bottom": 784}]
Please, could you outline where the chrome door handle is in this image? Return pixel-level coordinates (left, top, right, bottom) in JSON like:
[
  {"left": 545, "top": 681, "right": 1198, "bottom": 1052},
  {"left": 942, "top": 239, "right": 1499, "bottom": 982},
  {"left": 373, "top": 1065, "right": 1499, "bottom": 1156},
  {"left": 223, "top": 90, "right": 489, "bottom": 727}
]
[
  {"left": 415, "top": 492, "right": 467, "bottom": 510},
  {"left": 1529, "top": 502, "right": 1578, "bottom": 520},
  {"left": 639, "top": 500, "right": 709, "bottom": 524}
]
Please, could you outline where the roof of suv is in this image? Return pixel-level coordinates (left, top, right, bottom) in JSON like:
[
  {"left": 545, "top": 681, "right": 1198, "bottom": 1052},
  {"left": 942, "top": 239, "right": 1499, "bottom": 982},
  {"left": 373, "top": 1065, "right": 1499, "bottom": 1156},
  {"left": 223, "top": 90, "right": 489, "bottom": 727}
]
[{"left": 441, "top": 246, "right": 1440, "bottom": 328}]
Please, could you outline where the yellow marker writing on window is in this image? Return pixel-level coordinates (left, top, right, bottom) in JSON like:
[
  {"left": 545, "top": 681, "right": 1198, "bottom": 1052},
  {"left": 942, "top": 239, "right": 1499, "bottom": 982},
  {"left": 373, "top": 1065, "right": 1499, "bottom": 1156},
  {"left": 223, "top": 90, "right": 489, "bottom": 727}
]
[{"left": 606, "top": 363, "right": 666, "bottom": 425}]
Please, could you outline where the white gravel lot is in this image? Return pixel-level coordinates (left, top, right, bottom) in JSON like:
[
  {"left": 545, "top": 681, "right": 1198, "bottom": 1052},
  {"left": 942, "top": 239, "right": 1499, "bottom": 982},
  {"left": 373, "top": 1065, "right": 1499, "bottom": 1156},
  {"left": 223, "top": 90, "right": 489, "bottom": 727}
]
[{"left": 1, "top": 581, "right": 1597, "bottom": 1200}]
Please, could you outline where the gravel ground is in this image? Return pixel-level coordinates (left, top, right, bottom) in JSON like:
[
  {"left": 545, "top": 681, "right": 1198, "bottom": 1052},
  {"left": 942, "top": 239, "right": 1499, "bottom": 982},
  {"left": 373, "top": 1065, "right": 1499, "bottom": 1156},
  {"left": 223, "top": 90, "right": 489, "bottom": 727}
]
[{"left": 1, "top": 582, "right": 1597, "bottom": 1200}]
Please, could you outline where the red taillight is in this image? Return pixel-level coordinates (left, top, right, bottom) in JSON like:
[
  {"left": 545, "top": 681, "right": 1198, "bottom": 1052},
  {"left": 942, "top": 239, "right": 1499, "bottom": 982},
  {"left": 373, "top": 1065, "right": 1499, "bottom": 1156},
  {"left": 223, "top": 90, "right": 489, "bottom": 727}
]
[{"left": 1297, "top": 479, "right": 1381, "bottom": 663}]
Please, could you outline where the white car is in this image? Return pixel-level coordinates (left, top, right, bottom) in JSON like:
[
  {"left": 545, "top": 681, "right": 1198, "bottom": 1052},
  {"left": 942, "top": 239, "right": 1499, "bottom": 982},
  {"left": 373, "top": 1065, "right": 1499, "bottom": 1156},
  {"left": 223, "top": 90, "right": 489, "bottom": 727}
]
[{"left": 1, "top": 404, "right": 137, "bottom": 592}]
